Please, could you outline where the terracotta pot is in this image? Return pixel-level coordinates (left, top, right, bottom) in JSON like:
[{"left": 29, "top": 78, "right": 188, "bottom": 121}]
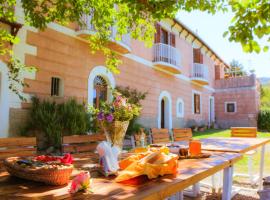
[{"left": 101, "top": 121, "right": 129, "bottom": 149}]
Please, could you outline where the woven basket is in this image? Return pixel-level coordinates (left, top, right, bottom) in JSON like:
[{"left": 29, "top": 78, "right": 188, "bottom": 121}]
[{"left": 4, "top": 157, "right": 73, "bottom": 186}]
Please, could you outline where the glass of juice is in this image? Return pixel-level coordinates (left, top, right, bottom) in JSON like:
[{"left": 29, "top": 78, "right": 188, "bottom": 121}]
[{"left": 189, "top": 140, "right": 201, "bottom": 156}]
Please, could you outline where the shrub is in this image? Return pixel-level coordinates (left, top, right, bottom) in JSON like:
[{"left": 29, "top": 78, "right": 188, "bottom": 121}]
[
  {"left": 258, "top": 109, "right": 270, "bottom": 132},
  {"left": 23, "top": 97, "right": 92, "bottom": 137},
  {"left": 58, "top": 99, "right": 91, "bottom": 135}
]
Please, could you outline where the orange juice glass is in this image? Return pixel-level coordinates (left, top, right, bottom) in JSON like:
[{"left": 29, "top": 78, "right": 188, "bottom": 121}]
[{"left": 189, "top": 140, "right": 201, "bottom": 156}]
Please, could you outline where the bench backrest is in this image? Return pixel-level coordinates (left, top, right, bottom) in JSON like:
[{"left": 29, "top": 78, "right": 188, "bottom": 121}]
[
  {"left": 63, "top": 134, "right": 106, "bottom": 153},
  {"left": 172, "top": 128, "right": 192, "bottom": 141},
  {"left": 231, "top": 127, "right": 257, "bottom": 138},
  {"left": 150, "top": 128, "right": 170, "bottom": 144},
  {"left": 0, "top": 134, "right": 106, "bottom": 160},
  {"left": 0, "top": 137, "right": 36, "bottom": 160}
]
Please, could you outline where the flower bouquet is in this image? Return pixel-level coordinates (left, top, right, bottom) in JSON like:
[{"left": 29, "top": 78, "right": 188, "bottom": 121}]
[{"left": 93, "top": 90, "right": 141, "bottom": 149}]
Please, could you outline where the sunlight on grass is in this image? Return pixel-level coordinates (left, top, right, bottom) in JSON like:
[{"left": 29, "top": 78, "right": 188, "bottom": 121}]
[{"left": 193, "top": 129, "right": 270, "bottom": 176}]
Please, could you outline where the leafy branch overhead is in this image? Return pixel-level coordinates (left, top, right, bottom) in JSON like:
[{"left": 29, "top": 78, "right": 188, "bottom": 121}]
[{"left": 1, "top": 0, "right": 270, "bottom": 98}]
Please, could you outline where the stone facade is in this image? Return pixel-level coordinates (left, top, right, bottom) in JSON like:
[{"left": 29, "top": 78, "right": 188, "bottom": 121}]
[
  {"left": 214, "top": 74, "right": 260, "bottom": 128},
  {"left": 0, "top": 11, "right": 260, "bottom": 137}
]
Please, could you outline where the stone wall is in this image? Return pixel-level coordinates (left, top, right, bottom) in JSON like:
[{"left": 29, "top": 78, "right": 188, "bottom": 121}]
[
  {"left": 214, "top": 74, "right": 260, "bottom": 129},
  {"left": 9, "top": 108, "right": 30, "bottom": 137}
]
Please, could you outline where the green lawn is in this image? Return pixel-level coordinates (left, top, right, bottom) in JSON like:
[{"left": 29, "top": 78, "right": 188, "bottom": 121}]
[{"left": 193, "top": 129, "right": 270, "bottom": 177}]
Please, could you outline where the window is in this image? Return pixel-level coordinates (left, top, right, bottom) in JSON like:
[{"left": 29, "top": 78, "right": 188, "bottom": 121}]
[
  {"left": 176, "top": 98, "right": 184, "bottom": 118},
  {"left": 193, "top": 48, "right": 203, "bottom": 64},
  {"left": 51, "top": 77, "right": 63, "bottom": 97},
  {"left": 93, "top": 75, "right": 107, "bottom": 108},
  {"left": 193, "top": 93, "right": 201, "bottom": 114},
  {"left": 225, "top": 102, "right": 237, "bottom": 113}
]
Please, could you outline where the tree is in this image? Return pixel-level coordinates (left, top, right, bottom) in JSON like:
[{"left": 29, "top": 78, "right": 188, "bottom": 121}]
[
  {"left": 227, "top": 59, "right": 247, "bottom": 77},
  {"left": 1, "top": 0, "right": 270, "bottom": 98},
  {"left": 261, "top": 84, "right": 270, "bottom": 110}
]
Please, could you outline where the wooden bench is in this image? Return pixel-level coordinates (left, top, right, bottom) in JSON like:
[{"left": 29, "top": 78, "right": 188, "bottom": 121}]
[
  {"left": 0, "top": 134, "right": 105, "bottom": 162},
  {"left": 150, "top": 128, "right": 170, "bottom": 144},
  {"left": 230, "top": 127, "right": 258, "bottom": 184},
  {"left": 172, "top": 128, "right": 192, "bottom": 142},
  {"left": 231, "top": 127, "right": 257, "bottom": 138}
]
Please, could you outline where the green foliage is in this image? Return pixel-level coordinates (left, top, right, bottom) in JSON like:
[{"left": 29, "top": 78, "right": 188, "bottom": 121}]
[
  {"left": 116, "top": 86, "right": 147, "bottom": 135},
  {"left": 258, "top": 109, "right": 270, "bottom": 132},
  {"left": 116, "top": 86, "right": 147, "bottom": 106},
  {"left": 261, "top": 85, "right": 270, "bottom": 109},
  {"left": 225, "top": 0, "right": 270, "bottom": 53},
  {"left": 2, "top": 0, "right": 270, "bottom": 99},
  {"left": 24, "top": 97, "right": 92, "bottom": 140},
  {"left": 29, "top": 97, "right": 62, "bottom": 147},
  {"left": 58, "top": 99, "right": 92, "bottom": 135},
  {"left": 227, "top": 59, "right": 247, "bottom": 77}
]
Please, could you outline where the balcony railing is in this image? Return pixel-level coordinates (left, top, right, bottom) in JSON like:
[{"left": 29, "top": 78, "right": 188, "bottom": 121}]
[
  {"left": 153, "top": 43, "right": 181, "bottom": 74},
  {"left": 191, "top": 63, "right": 209, "bottom": 85},
  {"left": 76, "top": 14, "right": 131, "bottom": 53}
]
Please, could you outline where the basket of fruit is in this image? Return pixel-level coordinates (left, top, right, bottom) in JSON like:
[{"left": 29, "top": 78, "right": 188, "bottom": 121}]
[{"left": 4, "top": 154, "right": 73, "bottom": 186}]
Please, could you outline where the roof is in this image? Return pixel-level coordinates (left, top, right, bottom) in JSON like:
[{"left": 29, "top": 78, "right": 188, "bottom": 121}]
[{"left": 172, "top": 18, "right": 230, "bottom": 69}]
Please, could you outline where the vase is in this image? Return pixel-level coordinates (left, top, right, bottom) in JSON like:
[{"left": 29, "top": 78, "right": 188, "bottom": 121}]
[{"left": 101, "top": 121, "right": 129, "bottom": 150}]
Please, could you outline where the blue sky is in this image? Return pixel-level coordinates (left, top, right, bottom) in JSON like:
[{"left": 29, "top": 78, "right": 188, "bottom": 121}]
[{"left": 177, "top": 11, "right": 270, "bottom": 78}]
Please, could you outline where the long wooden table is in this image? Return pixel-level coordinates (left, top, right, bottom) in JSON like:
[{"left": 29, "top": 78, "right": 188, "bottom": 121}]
[
  {"left": 0, "top": 152, "right": 242, "bottom": 200},
  {"left": 174, "top": 137, "right": 270, "bottom": 198}
]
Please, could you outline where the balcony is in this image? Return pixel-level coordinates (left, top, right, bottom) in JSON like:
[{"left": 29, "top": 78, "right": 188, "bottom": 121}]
[
  {"left": 153, "top": 43, "right": 181, "bottom": 74},
  {"left": 75, "top": 15, "right": 131, "bottom": 54},
  {"left": 191, "top": 63, "right": 209, "bottom": 85}
]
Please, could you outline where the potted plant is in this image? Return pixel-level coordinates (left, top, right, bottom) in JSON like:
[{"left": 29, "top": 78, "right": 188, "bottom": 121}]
[{"left": 95, "top": 90, "right": 141, "bottom": 149}]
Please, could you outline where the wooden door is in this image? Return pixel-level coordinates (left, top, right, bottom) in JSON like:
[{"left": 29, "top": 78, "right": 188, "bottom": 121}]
[{"left": 161, "top": 99, "right": 165, "bottom": 128}]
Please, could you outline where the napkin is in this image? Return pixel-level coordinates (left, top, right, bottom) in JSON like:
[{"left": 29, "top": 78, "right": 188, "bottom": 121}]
[{"left": 116, "top": 148, "right": 178, "bottom": 183}]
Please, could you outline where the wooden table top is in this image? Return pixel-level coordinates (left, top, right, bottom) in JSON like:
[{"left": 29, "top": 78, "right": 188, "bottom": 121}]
[
  {"left": 0, "top": 152, "right": 242, "bottom": 200},
  {"left": 174, "top": 137, "right": 270, "bottom": 153}
]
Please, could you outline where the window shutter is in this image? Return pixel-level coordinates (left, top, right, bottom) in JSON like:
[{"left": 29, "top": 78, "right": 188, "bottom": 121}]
[
  {"left": 200, "top": 52, "right": 204, "bottom": 63},
  {"left": 193, "top": 48, "right": 203, "bottom": 63},
  {"left": 155, "top": 23, "right": 161, "bottom": 43},
  {"left": 170, "top": 33, "right": 175, "bottom": 47}
]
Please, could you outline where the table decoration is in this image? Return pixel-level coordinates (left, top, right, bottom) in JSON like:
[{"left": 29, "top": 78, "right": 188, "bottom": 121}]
[
  {"left": 4, "top": 154, "right": 73, "bottom": 185},
  {"left": 91, "top": 90, "right": 141, "bottom": 150},
  {"left": 116, "top": 147, "right": 178, "bottom": 184},
  {"left": 96, "top": 141, "right": 120, "bottom": 176},
  {"left": 69, "top": 171, "right": 92, "bottom": 194}
]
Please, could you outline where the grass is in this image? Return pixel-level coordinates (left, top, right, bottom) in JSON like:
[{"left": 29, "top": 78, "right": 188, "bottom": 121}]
[{"left": 193, "top": 129, "right": 270, "bottom": 176}]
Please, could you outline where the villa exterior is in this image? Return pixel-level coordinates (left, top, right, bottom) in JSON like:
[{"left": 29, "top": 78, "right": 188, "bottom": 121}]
[{"left": 0, "top": 5, "right": 260, "bottom": 137}]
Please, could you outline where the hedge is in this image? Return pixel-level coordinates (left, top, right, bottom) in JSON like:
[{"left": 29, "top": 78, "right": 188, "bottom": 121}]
[{"left": 258, "top": 109, "right": 270, "bottom": 132}]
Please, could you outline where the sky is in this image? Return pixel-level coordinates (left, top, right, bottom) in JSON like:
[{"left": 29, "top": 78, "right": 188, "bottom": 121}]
[{"left": 177, "top": 11, "right": 270, "bottom": 78}]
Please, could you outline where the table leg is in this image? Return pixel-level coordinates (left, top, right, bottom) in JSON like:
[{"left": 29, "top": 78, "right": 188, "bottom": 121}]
[
  {"left": 168, "top": 191, "right": 183, "bottom": 200},
  {"left": 259, "top": 145, "right": 266, "bottom": 190},
  {"left": 222, "top": 165, "right": 234, "bottom": 200}
]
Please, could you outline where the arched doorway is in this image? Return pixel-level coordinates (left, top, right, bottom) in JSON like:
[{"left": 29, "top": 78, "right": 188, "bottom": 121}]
[
  {"left": 88, "top": 66, "right": 116, "bottom": 106},
  {"left": 93, "top": 75, "right": 108, "bottom": 108},
  {"left": 161, "top": 98, "right": 165, "bottom": 128},
  {"left": 158, "top": 91, "right": 172, "bottom": 129}
]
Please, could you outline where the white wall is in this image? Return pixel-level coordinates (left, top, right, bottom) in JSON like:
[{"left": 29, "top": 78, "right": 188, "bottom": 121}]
[{"left": 0, "top": 62, "right": 10, "bottom": 137}]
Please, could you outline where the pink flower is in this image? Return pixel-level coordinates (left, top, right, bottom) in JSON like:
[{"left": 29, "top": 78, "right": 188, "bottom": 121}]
[{"left": 69, "top": 172, "right": 91, "bottom": 194}]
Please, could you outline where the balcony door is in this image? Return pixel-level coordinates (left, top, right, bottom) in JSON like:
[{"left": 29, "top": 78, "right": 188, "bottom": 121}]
[
  {"left": 155, "top": 24, "right": 175, "bottom": 47},
  {"left": 209, "top": 96, "right": 215, "bottom": 126}
]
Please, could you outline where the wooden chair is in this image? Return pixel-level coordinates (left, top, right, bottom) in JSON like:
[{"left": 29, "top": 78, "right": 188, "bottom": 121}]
[
  {"left": 231, "top": 127, "right": 258, "bottom": 185},
  {"left": 172, "top": 128, "right": 192, "bottom": 142},
  {"left": 150, "top": 128, "right": 170, "bottom": 144},
  {"left": 231, "top": 127, "right": 257, "bottom": 138}
]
